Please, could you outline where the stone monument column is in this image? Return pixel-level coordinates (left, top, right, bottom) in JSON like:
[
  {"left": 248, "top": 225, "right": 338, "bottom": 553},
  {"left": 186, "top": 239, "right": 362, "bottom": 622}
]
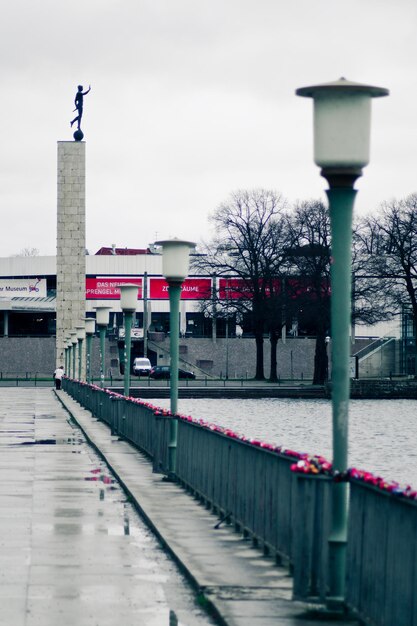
[{"left": 56, "top": 141, "right": 86, "bottom": 373}]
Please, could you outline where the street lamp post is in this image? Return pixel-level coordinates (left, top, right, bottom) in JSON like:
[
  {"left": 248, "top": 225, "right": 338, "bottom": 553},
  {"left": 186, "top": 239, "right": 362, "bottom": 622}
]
[
  {"left": 67, "top": 341, "right": 72, "bottom": 377},
  {"left": 325, "top": 335, "right": 330, "bottom": 382},
  {"left": 75, "top": 325, "right": 86, "bottom": 381},
  {"left": 224, "top": 281, "right": 233, "bottom": 380},
  {"left": 143, "top": 270, "right": 149, "bottom": 358},
  {"left": 70, "top": 331, "right": 78, "bottom": 379},
  {"left": 93, "top": 307, "right": 111, "bottom": 388},
  {"left": 296, "top": 77, "right": 388, "bottom": 608},
  {"left": 119, "top": 284, "right": 139, "bottom": 397},
  {"left": 64, "top": 338, "right": 70, "bottom": 376},
  {"left": 84, "top": 318, "right": 96, "bottom": 384},
  {"left": 155, "top": 238, "right": 195, "bottom": 477},
  {"left": 66, "top": 339, "right": 71, "bottom": 378}
]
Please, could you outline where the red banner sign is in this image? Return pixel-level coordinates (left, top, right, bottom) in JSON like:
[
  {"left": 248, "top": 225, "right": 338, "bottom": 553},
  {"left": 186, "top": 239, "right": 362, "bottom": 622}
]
[
  {"left": 218, "top": 278, "right": 281, "bottom": 299},
  {"left": 86, "top": 278, "right": 142, "bottom": 300},
  {"left": 286, "top": 278, "right": 330, "bottom": 300},
  {"left": 150, "top": 278, "right": 212, "bottom": 300}
]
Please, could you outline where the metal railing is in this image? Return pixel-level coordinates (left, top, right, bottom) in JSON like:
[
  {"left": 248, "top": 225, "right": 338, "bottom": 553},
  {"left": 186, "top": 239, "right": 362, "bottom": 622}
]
[
  {"left": 62, "top": 378, "right": 310, "bottom": 567},
  {"left": 346, "top": 480, "right": 417, "bottom": 626},
  {"left": 62, "top": 378, "right": 417, "bottom": 625},
  {"left": 0, "top": 372, "right": 54, "bottom": 386}
]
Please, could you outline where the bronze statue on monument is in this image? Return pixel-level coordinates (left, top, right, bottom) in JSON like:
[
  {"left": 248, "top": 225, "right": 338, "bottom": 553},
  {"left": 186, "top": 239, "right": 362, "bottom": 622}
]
[{"left": 71, "top": 85, "right": 91, "bottom": 141}]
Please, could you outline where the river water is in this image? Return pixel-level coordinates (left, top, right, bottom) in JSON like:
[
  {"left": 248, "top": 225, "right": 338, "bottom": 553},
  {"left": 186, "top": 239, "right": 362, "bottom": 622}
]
[{"left": 151, "top": 397, "right": 417, "bottom": 487}]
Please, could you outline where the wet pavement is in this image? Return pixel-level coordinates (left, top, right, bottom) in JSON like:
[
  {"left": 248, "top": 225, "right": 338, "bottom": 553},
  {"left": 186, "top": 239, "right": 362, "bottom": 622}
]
[
  {"left": 0, "top": 388, "right": 360, "bottom": 626},
  {"left": 55, "top": 390, "right": 360, "bottom": 626},
  {"left": 0, "top": 389, "right": 216, "bottom": 626}
]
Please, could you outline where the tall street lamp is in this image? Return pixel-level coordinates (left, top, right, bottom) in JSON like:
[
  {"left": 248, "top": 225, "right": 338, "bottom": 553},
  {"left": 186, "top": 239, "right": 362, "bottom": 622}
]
[
  {"left": 84, "top": 318, "right": 96, "bottom": 384},
  {"left": 93, "top": 306, "right": 112, "bottom": 388},
  {"left": 70, "top": 331, "right": 78, "bottom": 379},
  {"left": 75, "top": 325, "right": 86, "bottom": 381},
  {"left": 296, "top": 77, "right": 388, "bottom": 608},
  {"left": 155, "top": 238, "right": 195, "bottom": 477},
  {"left": 119, "top": 284, "right": 139, "bottom": 396}
]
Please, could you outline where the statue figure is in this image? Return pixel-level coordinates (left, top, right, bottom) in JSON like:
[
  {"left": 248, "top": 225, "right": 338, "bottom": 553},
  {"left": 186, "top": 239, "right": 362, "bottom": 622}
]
[{"left": 70, "top": 85, "right": 91, "bottom": 131}]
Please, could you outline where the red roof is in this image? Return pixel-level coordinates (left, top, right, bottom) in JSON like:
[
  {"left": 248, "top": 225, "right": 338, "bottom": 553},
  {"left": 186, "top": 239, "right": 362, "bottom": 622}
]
[{"left": 95, "top": 247, "right": 151, "bottom": 256}]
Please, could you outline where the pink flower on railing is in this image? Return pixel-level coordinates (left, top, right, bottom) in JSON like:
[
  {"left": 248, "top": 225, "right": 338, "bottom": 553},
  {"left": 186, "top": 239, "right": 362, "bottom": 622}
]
[
  {"left": 347, "top": 467, "right": 417, "bottom": 501},
  {"left": 74, "top": 380, "right": 416, "bottom": 502},
  {"left": 290, "top": 455, "right": 333, "bottom": 476}
]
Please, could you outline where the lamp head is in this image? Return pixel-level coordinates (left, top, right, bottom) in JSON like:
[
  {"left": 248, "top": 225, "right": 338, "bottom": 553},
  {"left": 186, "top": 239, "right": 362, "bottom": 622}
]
[
  {"left": 296, "top": 77, "right": 388, "bottom": 173},
  {"left": 75, "top": 325, "right": 86, "bottom": 341},
  {"left": 84, "top": 317, "right": 96, "bottom": 335},
  {"left": 154, "top": 237, "right": 196, "bottom": 283},
  {"left": 119, "top": 283, "right": 139, "bottom": 312},
  {"left": 93, "top": 306, "right": 112, "bottom": 327}
]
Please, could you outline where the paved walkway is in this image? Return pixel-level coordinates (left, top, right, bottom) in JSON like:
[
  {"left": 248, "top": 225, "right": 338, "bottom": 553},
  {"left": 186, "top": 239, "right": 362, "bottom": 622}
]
[
  {"left": 55, "top": 389, "right": 359, "bottom": 626},
  {"left": 0, "top": 389, "right": 215, "bottom": 626},
  {"left": 0, "top": 388, "right": 359, "bottom": 626}
]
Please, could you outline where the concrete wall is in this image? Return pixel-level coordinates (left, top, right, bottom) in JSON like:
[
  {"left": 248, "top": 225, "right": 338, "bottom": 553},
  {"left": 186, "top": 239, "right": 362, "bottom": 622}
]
[
  {"left": 0, "top": 334, "right": 316, "bottom": 381},
  {"left": 151, "top": 336, "right": 317, "bottom": 380},
  {"left": 0, "top": 336, "right": 113, "bottom": 379},
  {"left": 358, "top": 339, "right": 397, "bottom": 379}
]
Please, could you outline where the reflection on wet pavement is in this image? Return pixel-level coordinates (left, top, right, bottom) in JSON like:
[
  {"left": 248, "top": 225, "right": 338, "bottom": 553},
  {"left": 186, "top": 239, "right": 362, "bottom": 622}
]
[{"left": 0, "top": 389, "right": 216, "bottom": 626}]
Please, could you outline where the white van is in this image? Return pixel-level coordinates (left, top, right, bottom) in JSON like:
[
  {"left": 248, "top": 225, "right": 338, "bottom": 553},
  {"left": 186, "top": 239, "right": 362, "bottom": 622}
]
[{"left": 132, "top": 357, "right": 152, "bottom": 376}]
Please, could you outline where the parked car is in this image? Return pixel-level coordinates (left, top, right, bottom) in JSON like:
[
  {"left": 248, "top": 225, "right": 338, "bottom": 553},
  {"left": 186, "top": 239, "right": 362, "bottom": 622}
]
[
  {"left": 179, "top": 368, "right": 196, "bottom": 379},
  {"left": 132, "top": 357, "right": 152, "bottom": 376},
  {"left": 149, "top": 366, "right": 196, "bottom": 380}
]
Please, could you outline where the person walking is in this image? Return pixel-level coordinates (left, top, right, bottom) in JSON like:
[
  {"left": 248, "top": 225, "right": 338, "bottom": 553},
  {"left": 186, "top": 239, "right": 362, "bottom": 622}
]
[{"left": 53, "top": 366, "right": 64, "bottom": 390}]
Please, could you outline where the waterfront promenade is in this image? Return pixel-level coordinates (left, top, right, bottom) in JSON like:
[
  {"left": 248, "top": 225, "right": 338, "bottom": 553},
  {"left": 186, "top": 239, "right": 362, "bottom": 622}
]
[{"left": 0, "top": 388, "right": 359, "bottom": 626}]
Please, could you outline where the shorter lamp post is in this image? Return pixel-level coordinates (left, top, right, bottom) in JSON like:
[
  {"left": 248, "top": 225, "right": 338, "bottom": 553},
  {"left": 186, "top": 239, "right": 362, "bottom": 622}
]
[
  {"left": 119, "top": 284, "right": 139, "bottom": 396},
  {"left": 66, "top": 339, "right": 71, "bottom": 378},
  {"left": 66, "top": 339, "right": 72, "bottom": 376},
  {"left": 155, "top": 238, "right": 195, "bottom": 477},
  {"left": 84, "top": 318, "right": 96, "bottom": 384},
  {"left": 325, "top": 335, "right": 331, "bottom": 382},
  {"left": 64, "top": 340, "right": 69, "bottom": 376},
  {"left": 75, "top": 325, "right": 86, "bottom": 381},
  {"left": 93, "top": 306, "right": 111, "bottom": 388},
  {"left": 70, "top": 331, "right": 78, "bottom": 379},
  {"left": 296, "top": 77, "right": 388, "bottom": 608},
  {"left": 67, "top": 341, "right": 72, "bottom": 377}
]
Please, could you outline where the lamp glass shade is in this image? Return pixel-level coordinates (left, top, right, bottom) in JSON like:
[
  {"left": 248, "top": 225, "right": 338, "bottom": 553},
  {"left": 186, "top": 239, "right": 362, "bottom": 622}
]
[
  {"left": 155, "top": 238, "right": 196, "bottom": 282},
  {"left": 84, "top": 318, "right": 96, "bottom": 335},
  {"left": 93, "top": 306, "right": 111, "bottom": 326},
  {"left": 314, "top": 93, "right": 372, "bottom": 168},
  {"left": 296, "top": 78, "right": 389, "bottom": 169},
  {"left": 119, "top": 284, "right": 139, "bottom": 312},
  {"left": 75, "top": 326, "right": 86, "bottom": 341}
]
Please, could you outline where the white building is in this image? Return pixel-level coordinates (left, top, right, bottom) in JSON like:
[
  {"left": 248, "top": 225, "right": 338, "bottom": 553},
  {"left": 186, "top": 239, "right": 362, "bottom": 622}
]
[{"left": 0, "top": 249, "right": 214, "bottom": 338}]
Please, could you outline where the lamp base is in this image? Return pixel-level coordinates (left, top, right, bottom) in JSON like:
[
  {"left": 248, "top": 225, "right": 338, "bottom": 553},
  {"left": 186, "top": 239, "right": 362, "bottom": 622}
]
[
  {"left": 321, "top": 167, "right": 362, "bottom": 188},
  {"left": 304, "top": 601, "right": 351, "bottom": 621},
  {"left": 162, "top": 473, "right": 177, "bottom": 483}
]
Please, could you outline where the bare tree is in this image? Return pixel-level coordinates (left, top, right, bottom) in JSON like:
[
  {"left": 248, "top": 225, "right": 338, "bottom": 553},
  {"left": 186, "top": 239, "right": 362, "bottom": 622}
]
[
  {"left": 351, "top": 223, "right": 395, "bottom": 326},
  {"left": 286, "top": 200, "right": 331, "bottom": 384},
  {"left": 13, "top": 247, "right": 40, "bottom": 257},
  {"left": 355, "top": 194, "right": 417, "bottom": 373},
  {"left": 194, "top": 189, "right": 288, "bottom": 380}
]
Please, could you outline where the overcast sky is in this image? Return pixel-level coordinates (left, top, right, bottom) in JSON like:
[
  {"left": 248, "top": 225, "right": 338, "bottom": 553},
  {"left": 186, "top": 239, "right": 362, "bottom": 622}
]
[{"left": 1, "top": 1, "right": 416, "bottom": 257}]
